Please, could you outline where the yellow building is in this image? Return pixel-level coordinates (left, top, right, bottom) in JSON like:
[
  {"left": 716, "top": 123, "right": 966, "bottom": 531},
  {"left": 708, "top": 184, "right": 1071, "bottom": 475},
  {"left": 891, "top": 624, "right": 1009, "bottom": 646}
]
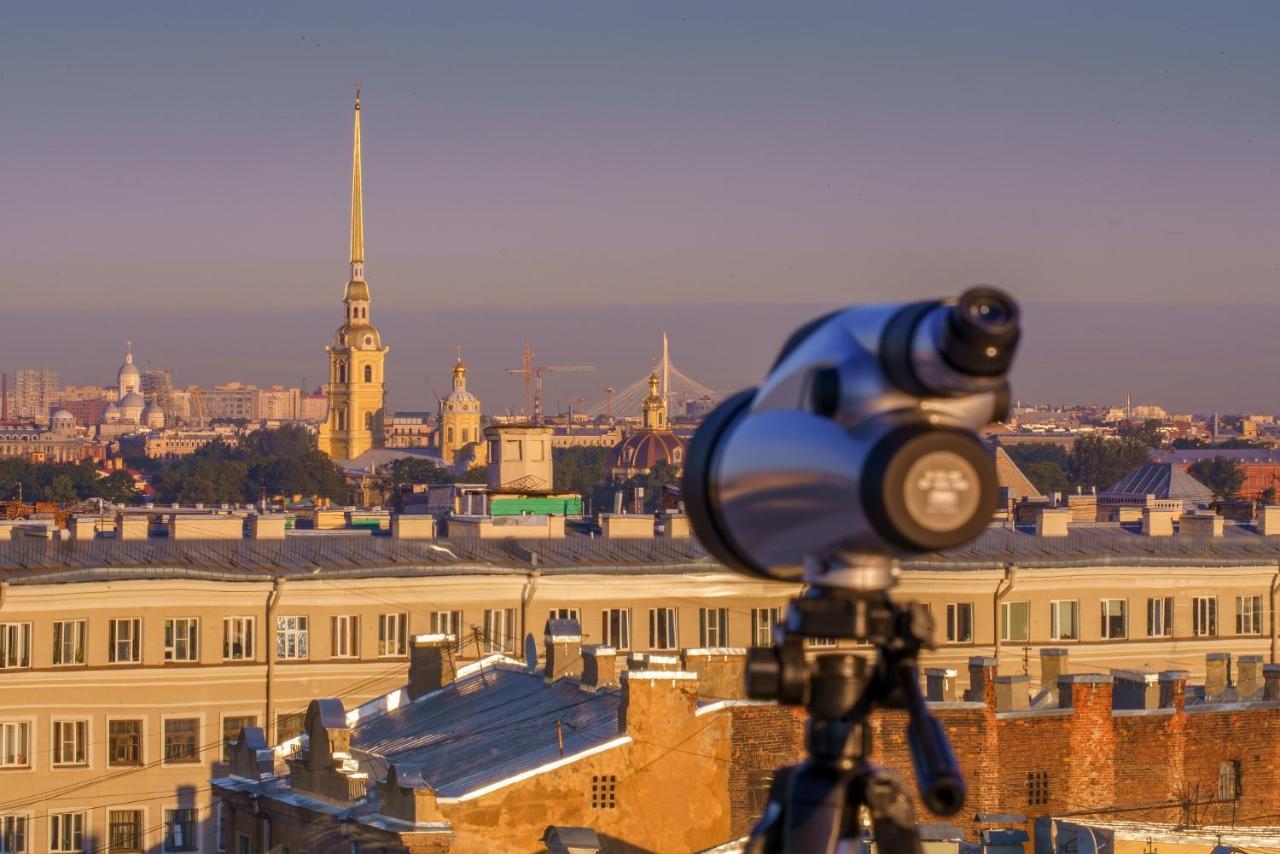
[
  {"left": 438, "top": 349, "right": 485, "bottom": 466},
  {"left": 318, "top": 88, "right": 388, "bottom": 461}
]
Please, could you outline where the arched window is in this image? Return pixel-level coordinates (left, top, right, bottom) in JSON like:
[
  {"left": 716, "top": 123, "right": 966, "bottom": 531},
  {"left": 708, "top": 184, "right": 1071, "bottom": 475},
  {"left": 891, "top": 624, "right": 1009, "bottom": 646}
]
[
  {"left": 673, "top": 448, "right": 683, "bottom": 463},
  {"left": 447, "top": 427, "right": 455, "bottom": 444},
  {"left": 365, "top": 412, "right": 373, "bottom": 429},
  {"left": 363, "top": 365, "right": 373, "bottom": 383},
  {"left": 462, "top": 428, "right": 470, "bottom": 443},
  {"left": 338, "top": 362, "right": 347, "bottom": 384}
]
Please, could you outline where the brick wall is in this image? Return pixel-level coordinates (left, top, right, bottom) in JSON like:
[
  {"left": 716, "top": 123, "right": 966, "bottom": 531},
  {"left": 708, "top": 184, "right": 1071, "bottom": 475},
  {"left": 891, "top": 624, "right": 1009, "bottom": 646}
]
[{"left": 729, "top": 682, "right": 1280, "bottom": 840}]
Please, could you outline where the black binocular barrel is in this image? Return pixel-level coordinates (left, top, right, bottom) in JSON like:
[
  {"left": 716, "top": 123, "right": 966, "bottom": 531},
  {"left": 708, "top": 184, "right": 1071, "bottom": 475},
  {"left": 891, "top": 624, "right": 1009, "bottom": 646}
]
[{"left": 895, "top": 660, "right": 966, "bottom": 816}]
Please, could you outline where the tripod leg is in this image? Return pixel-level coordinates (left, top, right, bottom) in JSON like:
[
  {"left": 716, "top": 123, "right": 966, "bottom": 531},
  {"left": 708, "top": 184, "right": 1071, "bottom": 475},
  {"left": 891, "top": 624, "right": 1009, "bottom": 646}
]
[{"left": 860, "top": 766, "right": 924, "bottom": 854}]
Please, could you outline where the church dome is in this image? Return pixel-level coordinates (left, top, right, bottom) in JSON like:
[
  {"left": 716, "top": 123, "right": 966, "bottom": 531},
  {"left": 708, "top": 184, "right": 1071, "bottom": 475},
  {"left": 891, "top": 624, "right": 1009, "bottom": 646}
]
[
  {"left": 142, "top": 402, "right": 165, "bottom": 429},
  {"left": 50, "top": 410, "right": 77, "bottom": 434},
  {"left": 608, "top": 431, "right": 687, "bottom": 473},
  {"left": 103, "top": 402, "right": 121, "bottom": 424},
  {"left": 117, "top": 342, "right": 141, "bottom": 397},
  {"left": 51, "top": 409, "right": 74, "bottom": 421},
  {"left": 118, "top": 391, "right": 145, "bottom": 423}
]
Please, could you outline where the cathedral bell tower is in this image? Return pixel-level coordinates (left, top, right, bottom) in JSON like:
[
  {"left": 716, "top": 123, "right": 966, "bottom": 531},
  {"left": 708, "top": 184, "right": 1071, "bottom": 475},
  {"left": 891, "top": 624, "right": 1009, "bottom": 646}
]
[{"left": 318, "top": 87, "right": 388, "bottom": 461}]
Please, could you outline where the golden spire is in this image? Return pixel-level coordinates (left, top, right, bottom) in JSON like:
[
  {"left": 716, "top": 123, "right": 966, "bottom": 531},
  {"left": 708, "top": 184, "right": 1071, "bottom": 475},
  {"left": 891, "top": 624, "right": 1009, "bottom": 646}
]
[{"left": 350, "top": 84, "right": 365, "bottom": 279}]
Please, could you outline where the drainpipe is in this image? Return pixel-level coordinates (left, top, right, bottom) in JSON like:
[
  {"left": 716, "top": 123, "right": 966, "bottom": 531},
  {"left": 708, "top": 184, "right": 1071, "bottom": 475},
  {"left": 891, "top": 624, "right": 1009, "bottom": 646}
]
[
  {"left": 520, "top": 569, "right": 541, "bottom": 645},
  {"left": 265, "top": 577, "right": 285, "bottom": 742},
  {"left": 1271, "top": 562, "right": 1280, "bottom": 664},
  {"left": 0, "top": 580, "right": 8, "bottom": 613},
  {"left": 993, "top": 563, "right": 1017, "bottom": 661}
]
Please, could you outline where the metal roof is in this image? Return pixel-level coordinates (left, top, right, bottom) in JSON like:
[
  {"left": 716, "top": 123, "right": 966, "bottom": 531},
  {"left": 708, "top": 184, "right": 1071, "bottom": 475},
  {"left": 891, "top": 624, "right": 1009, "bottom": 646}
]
[
  {"left": 1101, "top": 463, "right": 1213, "bottom": 504},
  {"left": 4, "top": 521, "right": 1280, "bottom": 583},
  {"left": 351, "top": 663, "right": 623, "bottom": 798}
]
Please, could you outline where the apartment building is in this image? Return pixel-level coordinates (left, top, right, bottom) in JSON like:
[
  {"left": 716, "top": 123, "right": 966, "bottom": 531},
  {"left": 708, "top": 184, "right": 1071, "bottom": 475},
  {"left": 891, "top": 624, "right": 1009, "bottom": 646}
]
[{"left": 4, "top": 512, "right": 1280, "bottom": 850}]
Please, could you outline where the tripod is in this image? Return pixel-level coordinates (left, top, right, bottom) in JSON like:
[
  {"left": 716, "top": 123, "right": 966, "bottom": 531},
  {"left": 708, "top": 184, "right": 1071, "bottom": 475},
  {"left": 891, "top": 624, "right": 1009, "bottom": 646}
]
[{"left": 743, "top": 584, "right": 965, "bottom": 854}]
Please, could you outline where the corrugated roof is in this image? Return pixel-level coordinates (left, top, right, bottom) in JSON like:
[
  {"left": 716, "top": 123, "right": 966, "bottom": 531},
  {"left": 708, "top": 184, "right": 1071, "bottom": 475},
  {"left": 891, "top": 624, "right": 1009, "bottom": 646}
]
[
  {"left": 351, "top": 663, "right": 622, "bottom": 797},
  {"left": 1101, "top": 463, "right": 1213, "bottom": 504}
]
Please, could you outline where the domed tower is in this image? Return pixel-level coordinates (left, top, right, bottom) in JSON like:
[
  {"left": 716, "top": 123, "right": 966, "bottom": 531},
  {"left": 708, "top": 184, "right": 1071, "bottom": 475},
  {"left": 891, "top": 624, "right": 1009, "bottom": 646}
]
[
  {"left": 439, "top": 347, "right": 484, "bottom": 466},
  {"left": 142, "top": 398, "right": 165, "bottom": 430},
  {"left": 608, "top": 371, "right": 687, "bottom": 479},
  {"left": 117, "top": 341, "right": 141, "bottom": 401},
  {"left": 50, "top": 409, "right": 77, "bottom": 436},
  {"left": 118, "top": 390, "right": 145, "bottom": 425},
  {"left": 318, "top": 87, "right": 388, "bottom": 460}
]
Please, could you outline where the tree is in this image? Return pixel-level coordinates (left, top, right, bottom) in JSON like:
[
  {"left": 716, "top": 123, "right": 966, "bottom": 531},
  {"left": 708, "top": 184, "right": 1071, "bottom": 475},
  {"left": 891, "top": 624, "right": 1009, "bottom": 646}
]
[
  {"left": 460, "top": 465, "right": 488, "bottom": 484},
  {"left": 93, "top": 471, "right": 138, "bottom": 505},
  {"left": 45, "top": 475, "right": 78, "bottom": 504},
  {"left": 1067, "top": 436, "right": 1151, "bottom": 493},
  {"left": 384, "top": 458, "right": 454, "bottom": 486},
  {"left": 553, "top": 447, "right": 611, "bottom": 497},
  {"left": 1117, "top": 419, "right": 1165, "bottom": 449},
  {"left": 1257, "top": 486, "right": 1277, "bottom": 508},
  {"left": 1021, "top": 461, "right": 1071, "bottom": 496},
  {"left": 1189, "top": 457, "right": 1244, "bottom": 500}
]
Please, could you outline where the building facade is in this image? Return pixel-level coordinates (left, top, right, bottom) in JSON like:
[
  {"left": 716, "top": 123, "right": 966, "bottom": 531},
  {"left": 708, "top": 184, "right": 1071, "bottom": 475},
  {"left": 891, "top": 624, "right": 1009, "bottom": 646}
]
[
  {"left": 317, "top": 90, "right": 387, "bottom": 462},
  {"left": 13, "top": 369, "right": 60, "bottom": 423}
]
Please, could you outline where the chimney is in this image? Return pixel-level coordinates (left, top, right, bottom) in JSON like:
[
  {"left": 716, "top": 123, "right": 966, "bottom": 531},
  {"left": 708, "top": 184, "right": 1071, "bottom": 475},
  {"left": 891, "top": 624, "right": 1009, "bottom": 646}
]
[
  {"left": 1159, "top": 670, "right": 1189, "bottom": 710},
  {"left": 680, "top": 648, "right": 747, "bottom": 699},
  {"left": 618, "top": 669, "right": 698, "bottom": 738},
  {"left": 249, "top": 514, "right": 287, "bottom": 540},
  {"left": 1035, "top": 507, "right": 1071, "bottom": 538},
  {"left": 1205, "top": 652, "right": 1231, "bottom": 700},
  {"left": 1238, "top": 655, "right": 1264, "bottom": 700},
  {"left": 581, "top": 645, "right": 618, "bottom": 691},
  {"left": 613, "top": 490, "right": 624, "bottom": 515},
  {"left": 1039, "top": 648, "right": 1069, "bottom": 703},
  {"left": 1179, "top": 511, "right": 1224, "bottom": 538},
  {"left": 995, "top": 674, "right": 1030, "bottom": 711},
  {"left": 407, "top": 635, "right": 458, "bottom": 701},
  {"left": 925, "top": 668, "right": 958, "bottom": 702},
  {"left": 1259, "top": 506, "right": 1280, "bottom": 536},
  {"left": 1264, "top": 664, "right": 1280, "bottom": 701},
  {"left": 543, "top": 619, "right": 583, "bottom": 683},
  {"left": 965, "top": 656, "right": 997, "bottom": 705},
  {"left": 628, "top": 651, "right": 679, "bottom": 672},
  {"left": 1058, "top": 673, "right": 1113, "bottom": 711},
  {"left": 1111, "top": 669, "right": 1159, "bottom": 710},
  {"left": 1142, "top": 508, "right": 1174, "bottom": 537},
  {"left": 391, "top": 513, "right": 435, "bottom": 540}
]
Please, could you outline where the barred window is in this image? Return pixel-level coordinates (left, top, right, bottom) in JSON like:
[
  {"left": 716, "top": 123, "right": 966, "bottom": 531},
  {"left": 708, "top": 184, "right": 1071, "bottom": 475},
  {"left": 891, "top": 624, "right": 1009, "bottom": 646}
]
[
  {"left": 591, "top": 774, "right": 618, "bottom": 809},
  {"left": 1027, "top": 770, "right": 1049, "bottom": 805}
]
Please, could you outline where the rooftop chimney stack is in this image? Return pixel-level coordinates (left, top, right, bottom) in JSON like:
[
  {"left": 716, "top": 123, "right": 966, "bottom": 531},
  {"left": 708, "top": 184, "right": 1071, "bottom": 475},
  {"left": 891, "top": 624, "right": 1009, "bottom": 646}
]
[
  {"left": 1035, "top": 507, "right": 1071, "bottom": 538},
  {"left": 581, "top": 645, "right": 618, "bottom": 691},
  {"left": 407, "top": 635, "right": 458, "bottom": 701},
  {"left": 925, "top": 668, "right": 958, "bottom": 702},
  {"left": 1238, "top": 655, "right": 1264, "bottom": 699},
  {"left": 995, "top": 674, "right": 1030, "bottom": 711},
  {"left": 965, "top": 656, "right": 998, "bottom": 705},
  {"left": 544, "top": 619, "right": 583, "bottom": 683},
  {"left": 1264, "top": 664, "right": 1280, "bottom": 701},
  {"left": 1159, "top": 670, "right": 1189, "bottom": 710},
  {"left": 1039, "top": 648, "right": 1069, "bottom": 704},
  {"left": 1205, "top": 652, "right": 1231, "bottom": 700},
  {"left": 1142, "top": 508, "right": 1175, "bottom": 537}
]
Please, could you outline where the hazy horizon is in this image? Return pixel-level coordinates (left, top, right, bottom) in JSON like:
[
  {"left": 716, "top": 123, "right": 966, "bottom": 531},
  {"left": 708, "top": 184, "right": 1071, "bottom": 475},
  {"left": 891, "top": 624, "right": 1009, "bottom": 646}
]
[{"left": 5, "top": 300, "right": 1274, "bottom": 415}]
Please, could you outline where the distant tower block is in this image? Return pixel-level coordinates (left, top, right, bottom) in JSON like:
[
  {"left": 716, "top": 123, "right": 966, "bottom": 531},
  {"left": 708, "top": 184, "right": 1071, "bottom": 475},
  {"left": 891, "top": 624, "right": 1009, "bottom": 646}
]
[
  {"left": 439, "top": 347, "right": 485, "bottom": 467},
  {"left": 318, "top": 86, "right": 388, "bottom": 461}
]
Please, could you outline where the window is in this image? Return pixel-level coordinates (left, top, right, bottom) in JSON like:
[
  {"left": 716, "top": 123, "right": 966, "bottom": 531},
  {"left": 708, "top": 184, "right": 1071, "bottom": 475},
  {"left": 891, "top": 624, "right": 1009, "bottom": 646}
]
[
  {"left": 1193, "top": 597, "right": 1217, "bottom": 637},
  {"left": 946, "top": 603, "right": 974, "bottom": 644},
  {"left": 108, "top": 810, "right": 142, "bottom": 852},
  {"left": 215, "top": 803, "right": 226, "bottom": 852},
  {"left": 51, "top": 720, "right": 87, "bottom": 767},
  {"left": 1101, "top": 599, "right": 1127, "bottom": 640},
  {"left": 0, "top": 814, "right": 27, "bottom": 854},
  {"left": 1237, "top": 595, "right": 1264, "bottom": 635},
  {"left": 1027, "top": 770, "right": 1049, "bottom": 806},
  {"left": 237, "top": 835, "right": 250, "bottom": 854},
  {"left": 602, "top": 609, "right": 631, "bottom": 650},
  {"left": 1049, "top": 601, "right": 1078, "bottom": 641},
  {"left": 1001, "top": 601, "right": 1030, "bottom": 643},
  {"left": 1147, "top": 597, "right": 1173, "bottom": 637},
  {"left": 165, "top": 809, "right": 197, "bottom": 852},
  {"left": 276, "top": 712, "right": 305, "bottom": 746},
  {"left": 483, "top": 608, "right": 516, "bottom": 653},
  {"left": 747, "top": 770, "right": 775, "bottom": 817},
  {"left": 164, "top": 618, "right": 199, "bottom": 662},
  {"left": 364, "top": 411, "right": 372, "bottom": 429},
  {"left": 649, "top": 608, "right": 679, "bottom": 650},
  {"left": 0, "top": 722, "right": 29, "bottom": 768},
  {"left": 808, "top": 636, "right": 838, "bottom": 648},
  {"left": 699, "top": 608, "right": 729, "bottom": 647},
  {"left": 164, "top": 718, "right": 199, "bottom": 764},
  {"left": 222, "top": 715, "right": 256, "bottom": 762},
  {"left": 0, "top": 624, "right": 31, "bottom": 669},
  {"left": 1218, "top": 759, "right": 1241, "bottom": 801},
  {"left": 363, "top": 364, "right": 372, "bottom": 383},
  {"left": 109, "top": 720, "right": 142, "bottom": 766},
  {"left": 222, "top": 617, "right": 255, "bottom": 660},
  {"left": 49, "top": 812, "right": 83, "bottom": 854},
  {"left": 751, "top": 608, "right": 780, "bottom": 647},
  {"left": 429, "top": 610, "right": 464, "bottom": 652},
  {"left": 378, "top": 613, "right": 408, "bottom": 657},
  {"left": 52, "top": 621, "right": 86, "bottom": 666},
  {"left": 276, "top": 616, "right": 309, "bottom": 660},
  {"left": 591, "top": 774, "right": 618, "bottom": 809},
  {"left": 109, "top": 618, "right": 142, "bottom": 664},
  {"left": 331, "top": 615, "right": 359, "bottom": 658},
  {"left": 548, "top": 608, "right": 581, "bottom": 625}
]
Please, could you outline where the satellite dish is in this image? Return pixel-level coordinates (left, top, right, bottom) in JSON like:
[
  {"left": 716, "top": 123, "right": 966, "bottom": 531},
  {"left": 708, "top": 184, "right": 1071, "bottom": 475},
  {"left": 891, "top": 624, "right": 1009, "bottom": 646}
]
[{"left": 524, "top": 634, "right": 539, "bottom": 673}]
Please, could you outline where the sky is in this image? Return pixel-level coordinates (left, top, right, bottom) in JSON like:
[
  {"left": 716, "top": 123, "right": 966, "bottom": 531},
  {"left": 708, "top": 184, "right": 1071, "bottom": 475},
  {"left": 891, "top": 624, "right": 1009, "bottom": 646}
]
[{"left": 2, "top": 3, "right": 1279, "bottom": 411}]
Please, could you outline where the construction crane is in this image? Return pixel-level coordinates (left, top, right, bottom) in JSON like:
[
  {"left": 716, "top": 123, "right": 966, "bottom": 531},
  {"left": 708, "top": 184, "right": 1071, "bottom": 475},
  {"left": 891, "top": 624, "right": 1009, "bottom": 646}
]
[
  {"left": 596, "top": 387, "right": 616, "bottom": 421},
  {"left": 506, "top": 340, "right": 594, "bottom": 424}
]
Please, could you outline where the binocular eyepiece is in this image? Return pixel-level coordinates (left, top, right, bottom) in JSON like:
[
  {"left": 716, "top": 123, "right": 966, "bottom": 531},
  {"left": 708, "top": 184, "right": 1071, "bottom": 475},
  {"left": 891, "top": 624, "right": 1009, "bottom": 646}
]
[{"left": 684, "top": 287, "right": 1020, "bottom": 583}]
